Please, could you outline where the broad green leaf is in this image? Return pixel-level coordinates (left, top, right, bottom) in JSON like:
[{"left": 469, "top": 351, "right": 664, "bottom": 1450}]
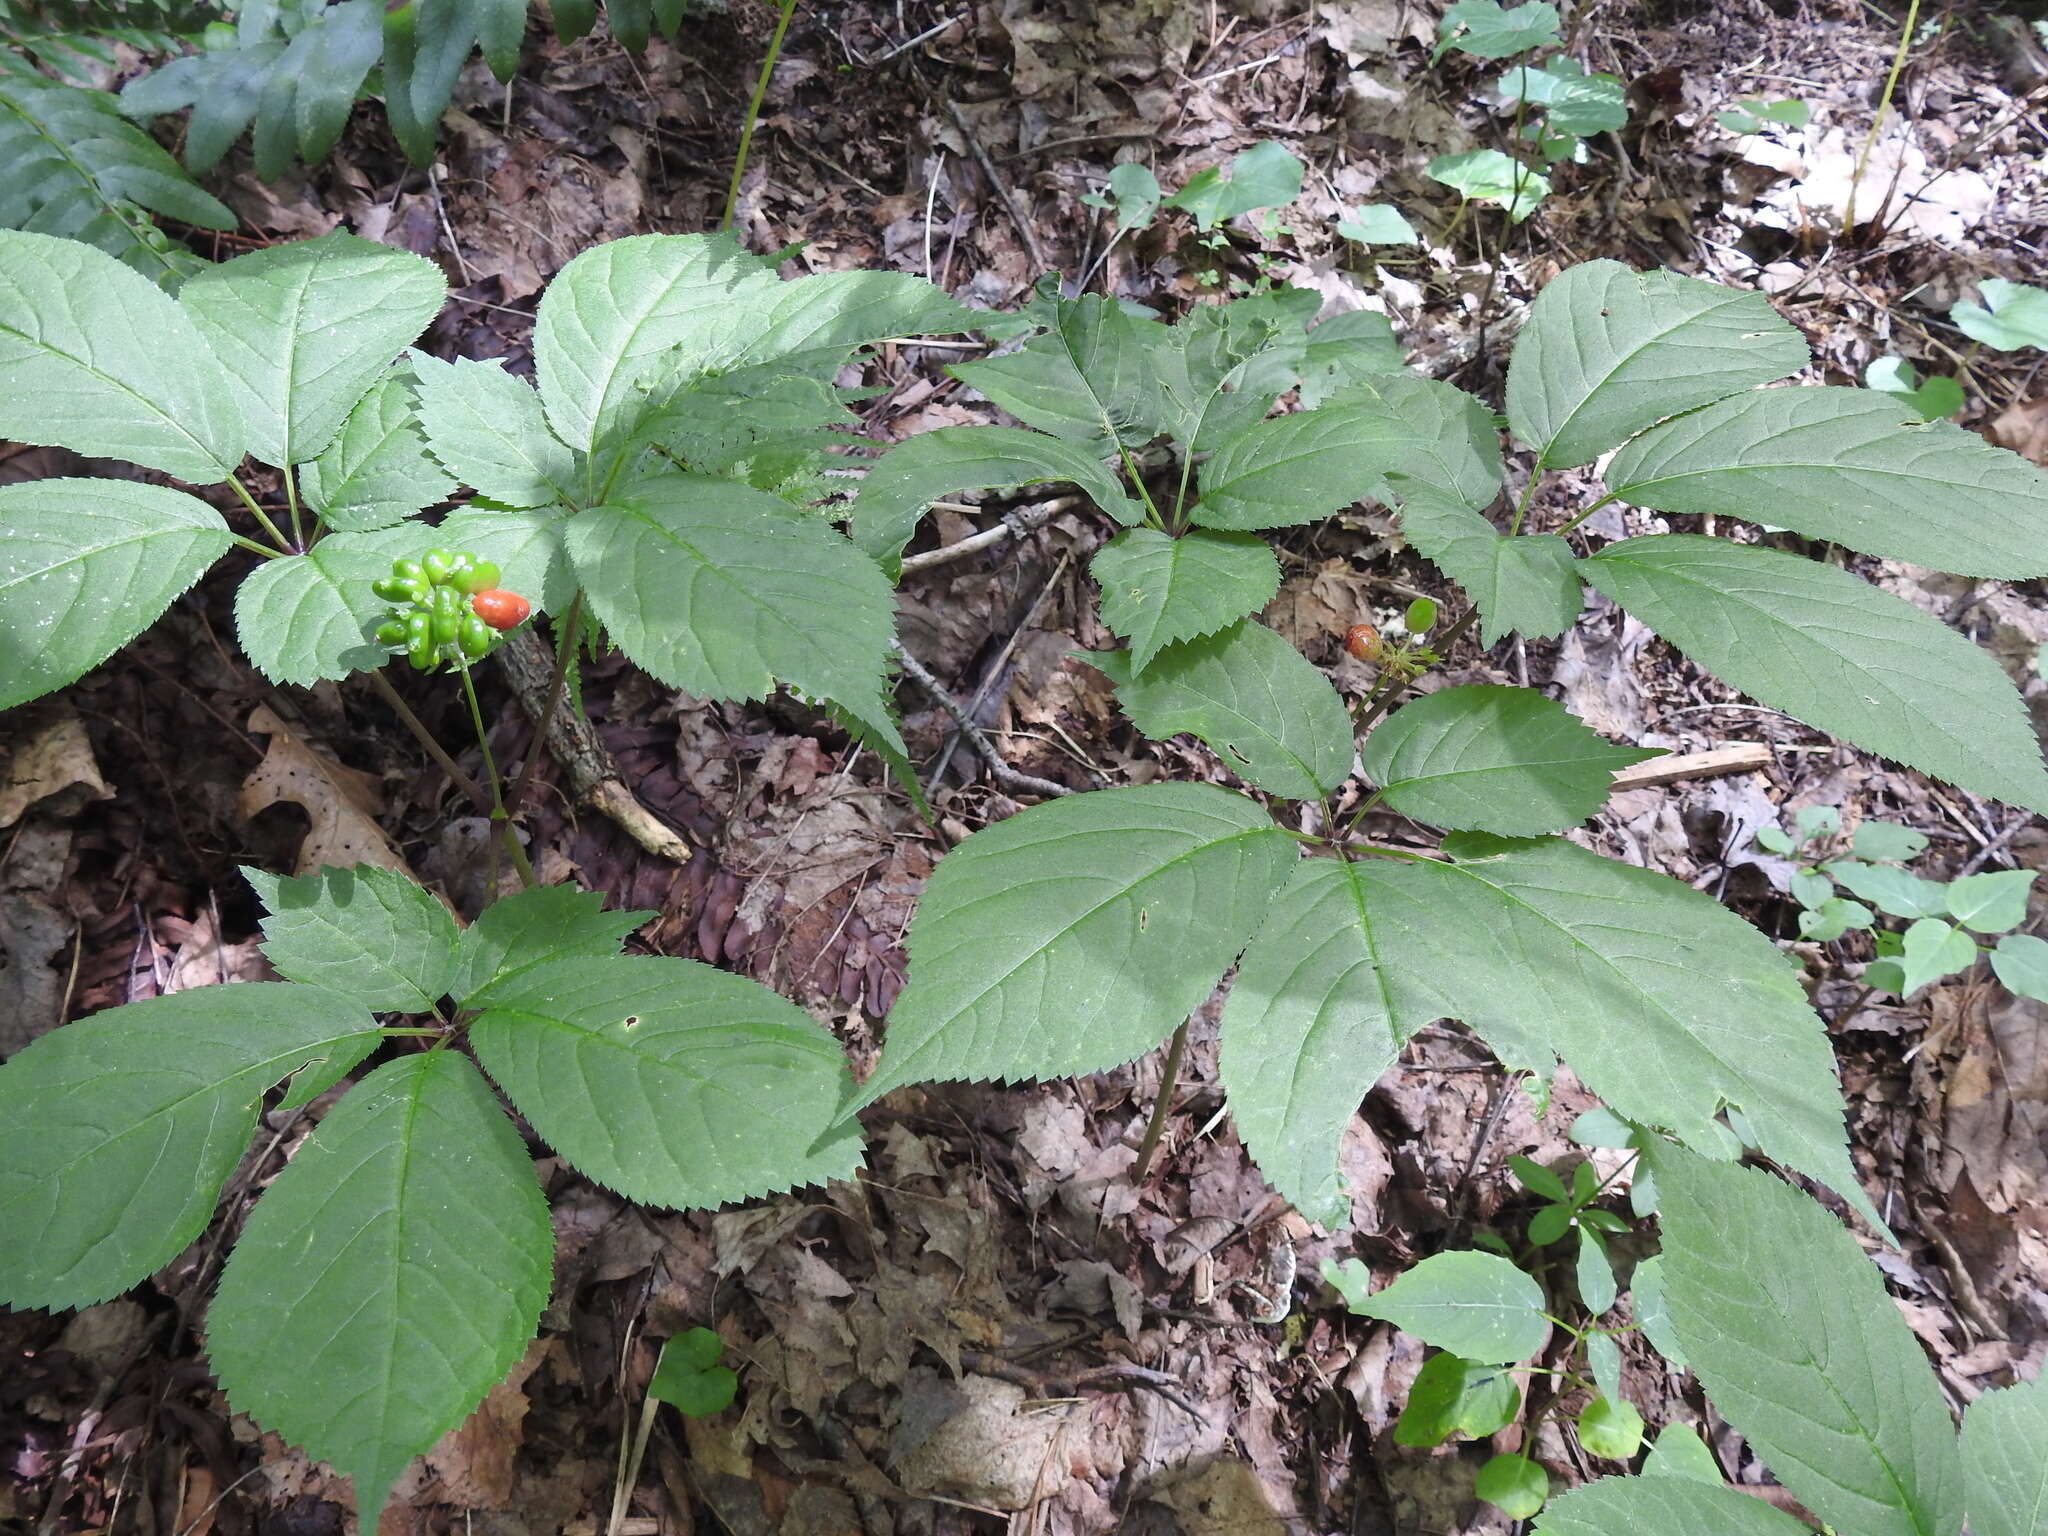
[
  {"left": 436, "top": 504, "right": 576, "bottom": 616},
  {"left": 568, "top": 473, "right": 903, "bottom": 751},
  {"left": 1509, "top": 1155, "right": 1569, "bottom": 1200},
  {"left": 299, "top": 371, "right": 455, "bottom": 532},
  {"left": 1577, "top": 1395, "right": 1643, "bottom": 1459},
  {"left": 1642, "top": 1426, "right": 1723, "bottom": 1485},
  {"left": 1477, "top": 1453, "right": 1550, "bottom": 1519},
  {"left": 1532, "top": 1477, "right": 1817, "bottom": 1535},
  {"left": 470, "top": 954, "right": 865, "bottom": 1206},
  {"left": 411, "top": 353, "right": 580, "bottom": 509},
  {"left": 1853, "top": 821, "right": 1928, "bottom": 862},
  {"left": 1797, "top": 803, "right": 1844, "bottom": 840},
  {"left": 1505, "top": 262, "right": 1805, "bottom": 469},
  {"left": 1159, "top": 290, "right": 1312, "bottom": 449},
  {"left": 1351, "top": 834, "right": 1875, "bottom": 1225},
  {"left": 1434, "top": 0, "right": 1558, "bottom": 58},
  {"left": 950, "top": 295, "right": 1170, "bottom": 451},
  {"left": 1824, "top": 860, "right": 1948, "bottom": 920},
  {"left": 1218, "top": 859, "right": 1403, "bottom": 1228},
  {"left": 243, "top": 864, "right": 459, "bottom": 1013},
  {"left": 207, "top": 1051, "right": 551, "bottom": 1525},
  {"left": 1898, "top": 918, "right": 1976, "bottom": 995},
  {"left": 1799, "top": 897, "right": 1872, "bottom": 942},
  {"left": 1394, "top": 1353, "right": 1519, "bottom": 1446},
  {"left": 1298, "top": 310, "right": 1407, "bottom": 408},
  {"left": 1335, "top": 204, "right": 1419, "bottom": 245},
  {"left": 180, "top": 233, "right": 445, "bottom": 467},
  {"left": 1499, "top": 63, "right": 1628, "bottom": 135},
  {"left": 1952, "top": 278, "right": 2048, "bottom": 352},
  {"left": 1166, "top": 141, "right": 1305, "bottom": 231},
  {"left": 1960, "top": 1372, "right": 2048, "bottom": 1536},
  {"left": 1397, "top": 490, "right": 1583, "bottom": 644},
  {"left": 1360, "top": 684, "right": 1655, "bottom": 835},
  {"left": 1090, "top": 621, "right": 1354, "bottom": 799},
  {"left": 1327, "top": 371, "right": 1506, "bottom": 511},
  {"left": 0, "top": 228, "right": 245, "bottom": 481},
  {"left": 1943, "top": 869, "right": 2036, "bottom": 933},
  {"left": 1604, "top": 387, "right": 2048, "bottom": 577},
  {"left": 454, "top": 884, "right": 654, "bottom": 1005},
  {"left": 1991, "top": 933, "right": 2048, "bottom": 1004},
  {"left": 1655, "top": 1150, "right": 1964, "bottom": 1536},
  {"left": 649, "top": 1328, "right": 738, "bottom": 1418},
  {"left": 0, "top": 982, "right": 380, "bottom": 1308},
  {"left": 1092, "top": 528, "right": 1281, "bottom": 671},
  {"left": 1576, "top": 1227, "right": 1617, "bottom": 1314},
  {"left": 1583, "top": 536, "right": 2048, "bottom": 815},
  {"left": 1631, "top": 1254, "right": 1686, "bottom": 1366},
  {"left": 631, "top": 368, "right": 853, "bottom": 489},
  {"left": 0, "top": 478, "right": 231, "bottom": 710},
  {"left": 846, "top": 784, "right": 1297, "bottom": 1111},
  {"left": 1339, "top": 1250, "right": 1548, "bottom": 1362},
  {"left": 1866, "top": 356, "right": 1964, "bottom": 421},
  {"left": 1426, "top": 149, "right": 1550, "bottom": 221},
  {"left": 1105, "top": 161, "right": 1162, "bottom": 232},
  {"left": 233, "top": 524, "right": 426, "bottom": 686},
  {"left": 851, "top": 425, "right": 1142, "bottom": 567}
]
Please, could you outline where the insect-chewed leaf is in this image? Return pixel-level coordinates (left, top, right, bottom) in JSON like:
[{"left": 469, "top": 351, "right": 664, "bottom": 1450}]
[
  {"left": 470, "top": 955, "right": 865, "bottom": 1208},
  {"left": 1397, "top": 489, "right": 1583, "bottom": 644},
  {"left": 845, "top": 784, "right": 1299, "bottom": 1113},
  {"left": 1353, "top": 833, "right": 1876, "bottom": 1228},
  {"left": 179, "top": 232, "right": 446, "bottom": 467},
  {"left": 1337, "top": 1250, "right": 1548, "bottom": 1362},
  {"left": 0, "top": 229, "right": 246, "bottom": 481},
  {"left": 1505, "top": 260, "right": 1805, "bottom": 469},
  {"left": 0, "top": 478, "right": 232, "bottom": 711},
  {"left": 1960, "top": 1372, "right": 2048, "bottom": 1536},
  {"left": 243, "top": 864, "right": 460, "bottom": 1013},
  {"left": 206, "top": 1051, "right": 552, "bottom": 1527},
  {"left": 950, "top": 295, "right": 1173, "bottom": 451},
  {"left": 1584, "top": 535, "right": 2048, "bottom": 815},
  {"left": 1531, "top": 1476, "right": 1818, "bottom": 1535},
  {"left": 0, "top": 982, "right": 381, "bottom": 1308},
  {"left": 1218, "top": 859, "right": 1405, "bottom": 1229},
  {"left": 1090, "top": 620, "right": 1354, "bottom": 799},
  {"left": 233, "top": 524, "right": 429, "bottom": 686},
  {"left": 453, "top": 884, "right": 655, "bottom": 1006},
  {"left": 411, "top": 353, "right": 581, "bottom": 510},
  {"left": 1361, "top": 685, "right": 1658, "bottom": 835},
  {"left": 851, "top": 424, "right": 1144, "bottom": 569},
  {"left": 1605, "top": 386, "right": 2048, "bottom": 578},
  {"left": 1653, "top": 1150, "right": 1964, "bottom": 1536},
  {"left": 568, "top": 472, "right": 905, "bottom": 752},
  {"left": 299, "top": 371, "right": 455, "bottom": 531},
  {"left": 1092, "top": 527, "right": 1281, "bottom": 672}
]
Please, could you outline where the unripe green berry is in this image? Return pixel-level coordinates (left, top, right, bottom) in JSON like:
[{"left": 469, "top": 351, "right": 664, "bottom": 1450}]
[
  {"left": 374, "top": 619, "right": 407, "bottom": 646},
  {"left": 422, "top": 548, "right": 460, "bottom": 585},
  {"left": 459, "top": 614, "right": 493, "bottom": 659},
  {"left": 456, "top": 559, "right": 501, "bottom": 595}
]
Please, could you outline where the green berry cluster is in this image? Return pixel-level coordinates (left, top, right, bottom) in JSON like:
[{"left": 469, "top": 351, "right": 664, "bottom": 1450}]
[{"left": 372, "top": 549, "right": 501, "bottom": 671}]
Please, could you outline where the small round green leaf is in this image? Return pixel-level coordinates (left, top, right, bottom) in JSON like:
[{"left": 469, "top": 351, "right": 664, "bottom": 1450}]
[
  {"left": 1990, "top": 933, "right": 2048, "bottom": 1004},
  {"left": 1576, "top": 1395, "right": 1643, "bottom": 1459},
  {"left": 1475, "top": 1452, "right": 1550, "bottom": 1519}
]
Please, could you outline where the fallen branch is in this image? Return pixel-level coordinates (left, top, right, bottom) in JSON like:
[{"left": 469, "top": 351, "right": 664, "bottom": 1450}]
[{"left": 890, "top": 639, "right": 1075, "bottom": 799}]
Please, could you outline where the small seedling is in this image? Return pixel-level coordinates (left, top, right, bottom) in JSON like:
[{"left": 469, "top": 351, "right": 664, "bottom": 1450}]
[
  {"left": 1716, "top": 97, "right": 1811, "bottom": 134},
  {"left": 1865, "top": 355, "right": 1964, "bottom": 420},
  {"left": 1951, "top": 277, "right": 2048, "bottom": 352}
]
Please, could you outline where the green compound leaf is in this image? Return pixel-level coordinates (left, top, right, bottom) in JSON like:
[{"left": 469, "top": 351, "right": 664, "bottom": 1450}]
[
  {"left": 1396, "top": 489, "right": 1583, "bottom": 645},
  {"left": 1952, "top": 278, "right": 2048, "bottom": 352},
  {"left": 1360, "top": 684, "right": 1657, "bottom": 835},
  {"left": 0, "top": 228, "right": 246, "bottom": 481},
  {"left": 1217, "top": 859, "right": 1402, "bottom": 1229},
  {"left": 951, "top": 295, "right": 1171, "bottom": 451},
  {"left": 436, "top": 504, "right": 577, "bottom": 616},
  {"left": 1991, "top": 933, "right": 2048, "bottom": 1005},
  {"left": 1339, "top": 1250, "right": 1548, "bottom": 1363},
  {"left": 242, "top": 864, "right": 459, "bottom": 1013},
  {"left": 1604, "top": 387, "right": 2048, "bottom": 578},
  {"left": 1532, "top": 1476, "right": 1817, "bottom": 1535},
  {"left": 1092, "top": 528, "right": 1281, "bottom": 672},
  {"left": 1960, "top": 1372, "right": 2048, "bottom": 1536},
  {"left": 851, "top": 424, "right": 1142, "bottom": 568},
  {"left": 1353, "top": 834, "right": 1875, "bottom": 1227},
  {"left": 179, "top": 233, "right": 446, "bottom": 468},
  {"left": 568, "top": 473, "right": 904, "bottom": 753},
  {"left": 1394, "top": 1354, "right": 1519, "bottom": 1447},
  {"left": 411, "top": 353, "right": 581, "bottom": 510},
  {"left": 1156, "top": 288, "right": 1313, "bottom": 449},
  {"left": 0, "top": 478, "right": 231, "bottom": 711},
  {"left": 1583, "top": 535, "right": 2048, "bottom": 816},
  {"left": 1654, "top": 1150, "right": 1964, "bottom": 1536},
  {"left": 206, "top": 1051, "right": 551, "bottom": 1527},
  {"left": 233, "top": 524, "right": 428, "bottom": 686},
  {"left": 1576, "top": 1395, "right": 1643, "bottom": 1459},
  {"left": 1299, "top": 310, "right": 1407, "bottom": 409},
  {"left": 1089, "top": 620, "right": 1354, "bottom": 800},
  {"left": 1434, "top": 0, "right": 1559, "bottom": 58},
  {"left": 454, "top": 884, "right": 654, "bottom": 1006},
  {"left": 846, "top": 784, "right": 1297, "bottom": 1113},
  {"left": 1426, "top": 149, "right": 1550, "bottom": 221},
  {"left": 1944, "top": 869, "right": 2037, "bottom": 934},
  {"left": 0, "top": 982, "right": 381, "bottom": 1309},
  {"left": 299, "top": 371, "right": 455, "bottom": 532},
  {"left": 469, "top": 955, "right": 866, "bottom": 1207},
  {"left": 1505, "top": 261, "right": 1805, "bottom": 469}
]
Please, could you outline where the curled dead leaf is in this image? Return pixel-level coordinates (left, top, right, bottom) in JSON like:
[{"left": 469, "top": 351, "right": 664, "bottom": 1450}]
[{"left": 239, "top": 705, "right": 408, "bottom": 876}]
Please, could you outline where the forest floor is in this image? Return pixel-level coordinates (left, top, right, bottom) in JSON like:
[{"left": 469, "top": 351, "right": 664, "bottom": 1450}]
[{"left": 4, "top": 0, "right": 2048, "bottom": 1533}]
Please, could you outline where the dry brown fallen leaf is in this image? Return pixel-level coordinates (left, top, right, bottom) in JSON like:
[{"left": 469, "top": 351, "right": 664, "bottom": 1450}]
[
  {"left": 1990, "top": 398, "right": 2048, "bottom": 467},
  {"left": 239, "top": 705, "right": 408, "bottom": 875},
  {"left": 0, "top": 703, "right": 111, "bottom": 829}
]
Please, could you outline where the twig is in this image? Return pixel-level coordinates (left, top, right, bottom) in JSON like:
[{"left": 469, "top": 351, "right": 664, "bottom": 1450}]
[
  {"left": 1130, "top": 1019, "right": 1190, "bottom": 1184},
  {"left": 946, "top": 99, "right": 1050, "bottom": 272},
  {"left": 899, "top": 495, "right": 1081, "bottom": 575},
  {"left": 931, "top": 550, "right": 1073, "bottom": 784},
  {"left": 857, "top": 10, "right": 962, "bottom": 65},
  {"left": 890, "top": 639, "right": 1075, "bottom": 798}
]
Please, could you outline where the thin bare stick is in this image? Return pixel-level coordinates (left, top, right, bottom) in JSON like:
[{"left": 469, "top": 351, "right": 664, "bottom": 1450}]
[
  {"left": 891, "top": 639, "right": 1075, "bottom": 798},
  {"left": 898, "top": 496, "right": 1080, "bottom": 574},
  {"left": 368, "top": 669, "right": 492, "bottom": 813},
  {"left": 947, "top": 98, "right": 1049, "bottom": 271},
  {"left": 1130, "top": 1020, "right": 1190, "bottom": 1184},
  {"left": 505, "top": 592, "right": 584, "bottom": 820}
]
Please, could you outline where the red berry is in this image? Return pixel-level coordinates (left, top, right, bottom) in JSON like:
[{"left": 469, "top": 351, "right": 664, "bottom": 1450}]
[
  {"left": 1344, "top": 623, "right": 1381, "bottom": 662},
  {"left": 470, "top": 589, "right": 530, "bottom": 631}
]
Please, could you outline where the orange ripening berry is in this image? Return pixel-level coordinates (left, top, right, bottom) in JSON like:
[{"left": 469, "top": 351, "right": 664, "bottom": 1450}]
[
  {"left": 1344, "top": 623, "right": 1382, "bottom": 662},
  {"left": 470, "top": 589, "right": 531, "bottom": 631}
]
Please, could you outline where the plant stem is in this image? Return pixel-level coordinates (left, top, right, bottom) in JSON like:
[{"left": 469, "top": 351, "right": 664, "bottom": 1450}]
[
  {"left": 1506, "top": 467, "right": 1544, "bottom": 537},
  {"left": 723, "top": 0, "right": 800, "bottom": 231},
  {"left": 1550, "top": 490, "right": 1617, "bottom": 540},
  {"left": 227, "top": 474, "right": 295, "bottom": 554},
  {"left": 1355, "top": 608, "right": 1481, "bottom": 735},
  {"left": 365, "top": 669, "right": 537, "bottom": 888},
  {"left": 283, "top": 463, "right": 305, "bottom": 553},
  {"left": 459, "top": 658, "right": 537, "bottom": 894},
  {"left": 1843, "top": 0, "right": 1921, "bottom": 237},
  {"left": 1130, "top": 1020, "right": 1189, "bottom": 1184},
  {"left": 231, "top": 534, "right": 280, "bottom": 560},
  {"left": 504, "top": 592, "right": 584, "bottom": 821}
]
